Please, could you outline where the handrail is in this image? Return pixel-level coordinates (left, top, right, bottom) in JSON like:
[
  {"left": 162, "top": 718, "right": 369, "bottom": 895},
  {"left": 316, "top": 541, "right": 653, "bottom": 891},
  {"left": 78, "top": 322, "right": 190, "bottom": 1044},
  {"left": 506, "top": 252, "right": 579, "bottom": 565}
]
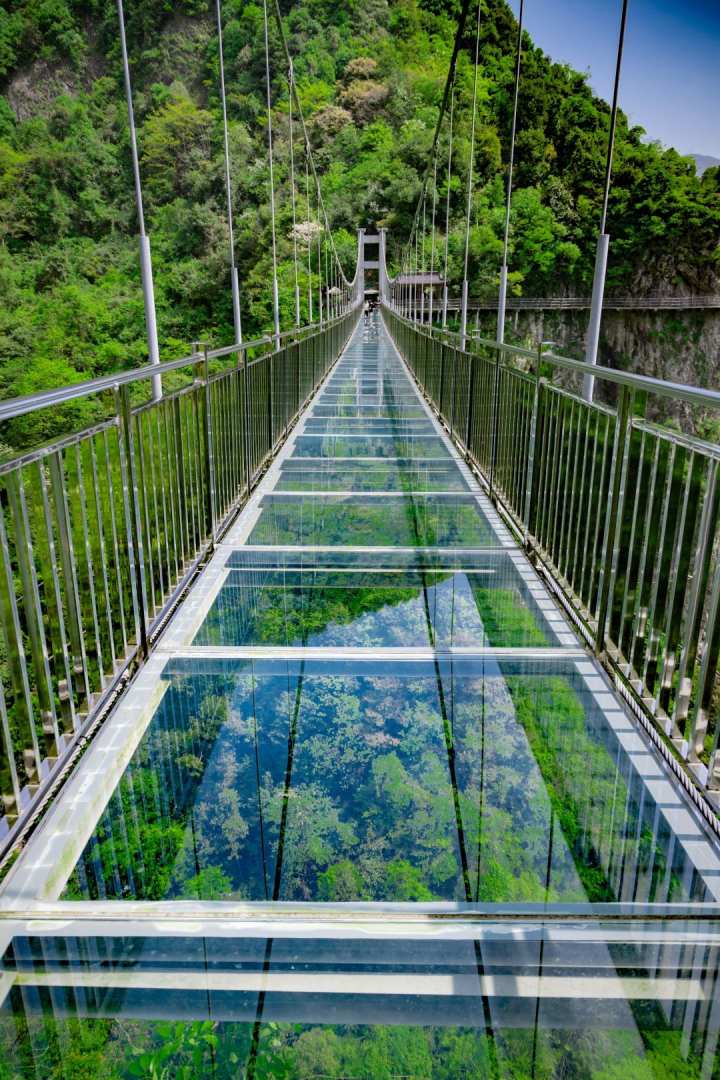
[
  {"left": 0, "top": 306, "right": 361, "bottom": 424},
  {"left": 383, "top": 306, "right": 720, "bottom": 821}
]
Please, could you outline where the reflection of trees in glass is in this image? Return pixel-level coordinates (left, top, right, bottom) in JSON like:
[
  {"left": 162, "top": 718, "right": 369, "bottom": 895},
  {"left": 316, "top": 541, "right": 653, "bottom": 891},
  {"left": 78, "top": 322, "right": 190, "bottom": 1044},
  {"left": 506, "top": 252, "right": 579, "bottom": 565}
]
[
  {"left": 64, "top": 668, "right": 670, "bottom": 910},
  {"left": 509, "top": 675, "right": 706, "bottom": 904},
  {"left": 1, "top": 1005, "right": 710, "bottom": 1079}
]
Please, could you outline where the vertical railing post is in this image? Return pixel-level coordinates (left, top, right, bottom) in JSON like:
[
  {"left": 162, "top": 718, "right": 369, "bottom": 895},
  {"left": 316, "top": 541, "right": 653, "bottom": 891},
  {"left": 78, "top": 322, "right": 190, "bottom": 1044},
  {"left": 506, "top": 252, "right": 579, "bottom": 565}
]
[
  {"left": 241, "top": 346, "right": 253, "bottom": 495},
  {"left": 595, "top": 384, "right": 634, "bottom": 655},
  {"left": 116, "top": 384, "right": 149, "bottom": 658},
  {"left": 197, "top": 344, "right": 216, "bottom": 546},
  {"left": 464, "top": 350, "right": 477, "bottom": 460},
  {"left": 268, "top": 349, "right": 275, "bottom": 453},
  {"left": 438, "top": 344, "right": 446, "bottom": 419},
  {"left": 488, "top": 343, "right": 503, "bottom": 501},
  {"left": 522, "top": 342, "right": 546, "bottom": 548}
]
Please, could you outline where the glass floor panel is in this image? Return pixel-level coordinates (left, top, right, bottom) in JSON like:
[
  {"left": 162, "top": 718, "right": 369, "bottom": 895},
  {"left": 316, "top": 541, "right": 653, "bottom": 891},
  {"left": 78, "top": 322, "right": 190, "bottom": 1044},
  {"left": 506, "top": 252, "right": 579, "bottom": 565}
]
[
  {"left": 59, "top": 657, "right": 715, "bottom": 906},
  {"left": 193, "top": 564, "right": 559, "bottom": 648},
  {"left": 247, "top": 493, "right": 497, "bottom": 547},
  {"left": 303, "top": 417, "right": 437, "bottom": 434},
  {"left": 311, "top": 404, "right": 429, "bottom": 417},
  {"left": 291, "top": 434, "right": 452, "bottom": 458},
  {"left": 274, "top": 461, "right": 472, "bottom": 491},
  {"left": 5, "top": 920, "right": 720, "bottom": 1079},
  {"left": 227, "top": 548, "right": 513, "bottom": 570}
]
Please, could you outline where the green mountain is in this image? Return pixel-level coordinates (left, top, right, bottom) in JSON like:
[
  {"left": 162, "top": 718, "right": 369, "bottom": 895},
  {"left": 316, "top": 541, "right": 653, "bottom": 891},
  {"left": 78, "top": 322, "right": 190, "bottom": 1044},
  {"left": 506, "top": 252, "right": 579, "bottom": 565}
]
[
  {"left": 0, "top": 0, "right": 718, "bottom": 432},
  {"left": 693, "top": 154, "right": 720, "bottom": 176}
]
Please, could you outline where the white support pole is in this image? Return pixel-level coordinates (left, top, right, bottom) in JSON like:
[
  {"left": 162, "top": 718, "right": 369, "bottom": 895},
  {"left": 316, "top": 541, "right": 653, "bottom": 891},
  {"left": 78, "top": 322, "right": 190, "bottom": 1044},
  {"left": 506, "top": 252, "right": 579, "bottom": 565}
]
[
  {"left": 583, "top": 0, "right": 628, "bottom": 402},
  {"left": 139, "top": 236, "right": 162, "bottom": 401},
  {"left": 262, "top": 0, "right": 281, "bottom": 349},
  {"left": 217, "top": 0, "right": 242, "bottom": 347},
  {"left": 497, "top": 0, "right": 523, "bottom": 348},
  {"left": 460, "top": 0, "right": 481, "bottom": 354},
  {"left": 497, "top": 263, "right": 508, "bottom": 345},
  {"left": 582, "top": 232, "right": 610, "bottom": 401},
  {"left": 460, "top": 278, "right": 469, "bottom": 350},
  {"left": 117, "top": 0, "right": 161, "bottom": 400},
  {"left": 231, "top": 254, "right": 242, "bottom": 348}
]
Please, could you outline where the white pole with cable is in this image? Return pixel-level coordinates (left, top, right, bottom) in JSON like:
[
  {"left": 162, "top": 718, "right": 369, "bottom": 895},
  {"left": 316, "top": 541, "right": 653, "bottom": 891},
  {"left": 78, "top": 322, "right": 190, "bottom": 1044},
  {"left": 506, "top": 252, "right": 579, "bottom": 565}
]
[
  {"left": 583, "top": 0, "right": 629, "bottom": 402},
  {"left": 442, "top": 83, "right": 455, "bottom": 329},
  {"left": 288, "top": 62, "right": 301, "bottom": 327},
  {"left": 460, "top": 0, "right": 482, "bottom": 351},
  {"left": 497, "top": 0, "right": 524, "bottom": 347},
  {"left": 117, "top": 0, "right": 161, "bottom": 400},
  {"left": 429, "top": 156, "right": 438, "bottom": 327},
  {"left": 262, "top": 0, "right": 281, "bottom": 349},
  {"left": 216, "top": 0, "right": 242, "bottom": 346}
]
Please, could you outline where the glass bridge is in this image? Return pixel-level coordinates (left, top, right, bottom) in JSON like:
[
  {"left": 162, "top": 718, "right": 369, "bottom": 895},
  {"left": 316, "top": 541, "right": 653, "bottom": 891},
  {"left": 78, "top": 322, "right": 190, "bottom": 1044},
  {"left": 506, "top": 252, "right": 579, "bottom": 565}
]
[{"left": 2, "top": 313, "right": 720, "bottom": 1077}]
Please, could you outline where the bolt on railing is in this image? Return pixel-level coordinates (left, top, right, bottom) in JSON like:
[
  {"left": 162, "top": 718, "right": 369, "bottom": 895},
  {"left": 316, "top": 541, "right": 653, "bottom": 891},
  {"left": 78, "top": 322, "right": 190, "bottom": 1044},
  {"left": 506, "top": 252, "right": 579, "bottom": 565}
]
[
  {"left": 0, "top": 310, "right": 359, "bottom": 856},
  {"left": 383, "top": 305, "right": 720, "bottom": 815}
]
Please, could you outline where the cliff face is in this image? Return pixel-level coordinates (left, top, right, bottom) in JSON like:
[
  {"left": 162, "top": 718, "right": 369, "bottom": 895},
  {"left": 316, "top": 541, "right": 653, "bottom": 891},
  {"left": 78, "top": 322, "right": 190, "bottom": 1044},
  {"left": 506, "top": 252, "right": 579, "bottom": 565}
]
[{"left": 475, "top": 307, "right": 720, "bottom": 428}]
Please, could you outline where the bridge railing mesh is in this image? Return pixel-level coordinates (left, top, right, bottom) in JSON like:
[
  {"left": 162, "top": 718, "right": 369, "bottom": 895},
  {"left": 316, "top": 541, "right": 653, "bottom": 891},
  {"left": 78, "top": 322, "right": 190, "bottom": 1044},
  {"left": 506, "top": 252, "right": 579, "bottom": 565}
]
[
  {"left": 0, "top": 312, "right": 357, "bottom": 852},
  {"left": 384, "top": 306, "right": 720, "bottom": 811}
]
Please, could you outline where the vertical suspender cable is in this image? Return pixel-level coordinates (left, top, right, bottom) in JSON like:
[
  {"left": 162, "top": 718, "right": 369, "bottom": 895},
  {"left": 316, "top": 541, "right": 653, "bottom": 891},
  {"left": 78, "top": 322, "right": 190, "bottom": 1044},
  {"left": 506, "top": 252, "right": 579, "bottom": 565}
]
[
  {"left": 269, "top": 0, "right": 355, "bottom": 310},
  {"left": 442, "top": 83, "right": 455, "bottom": 329},
  {"left": 497, "top": 0, "right": 523, "bottom": 346},
  {"left": 414, "top": 225, "right": 419, "bottom": 322},
  {"left": 305, "top": 155, "right": 313, "bottom": 323},
  {"left": 583, "top": 0, "right": 629, "bottom": 402},
  {"left": 460, "top": 0, "right": 482, "bottom": 351},
  {"left": 317, "top": 188, "right": 324, "bottom": 326},
  {"left": 429, "top": 154, "right": 438, "bottom": 327},
  {"left": 216, "top": 0, "right": 242, "bottom": 346},
  {"left": 384, "top": 0, "right": 470, "bottom": 326},
  {"left": 117, "top": 0, "right": 161, "bottom": 400},
  {"left": 262, "top": 0, "right": 281, "bottom": 348},
  {"left": 288, "top": 62, "right": 301, "bottom": 327},
  {"left": 420, "top": 187, "right": 427, "bottom": 324}
]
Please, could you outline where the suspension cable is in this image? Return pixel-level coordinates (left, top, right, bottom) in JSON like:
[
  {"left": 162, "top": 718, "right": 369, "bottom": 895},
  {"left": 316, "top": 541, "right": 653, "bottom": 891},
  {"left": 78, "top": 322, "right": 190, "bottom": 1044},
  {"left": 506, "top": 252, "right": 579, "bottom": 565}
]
[
  {"left": 288, "top": 61, "right": 301, "bottom": 326},
  {"left": 305, "top": 155, "right": 313, "bottom": 322},
  {"left": 429, "top": 151, "right": 438, "bottom": 326},
  {"left": 390, "top": 0, "right": 473, "bottom": 303},
  {"left": 262, "top": 0, "right": 281, "bottom": 346},
  {"left": 316, "top": 185, "right": 324, "bottom": 325},
  {"left": 460, "top": 0, "right": 483, "bottom": 349},
  {"left": 268, "top": 0, "right": 356, "bottom": 299},
  {"left": 420, "top": 186, "right": 427, "bottom": 324},
  {"left": 497, "top": 0, "right": 524, "bottom": 345},
  {"left": 442, "top": 82, "right": 455, "bottom": 327},
  {"left": 583, "top": 0, "right": 629, "bottom": 400},
  {"left": 216, "top": 0, "right": 242, "bottom": 345}
]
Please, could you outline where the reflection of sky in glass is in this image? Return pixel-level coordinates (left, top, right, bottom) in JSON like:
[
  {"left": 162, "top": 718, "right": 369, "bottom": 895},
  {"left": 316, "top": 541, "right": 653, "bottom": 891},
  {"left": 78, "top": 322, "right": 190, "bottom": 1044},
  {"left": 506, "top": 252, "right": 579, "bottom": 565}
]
[{"left": 194, "top": 566, "right": 555, "bottom": 648}]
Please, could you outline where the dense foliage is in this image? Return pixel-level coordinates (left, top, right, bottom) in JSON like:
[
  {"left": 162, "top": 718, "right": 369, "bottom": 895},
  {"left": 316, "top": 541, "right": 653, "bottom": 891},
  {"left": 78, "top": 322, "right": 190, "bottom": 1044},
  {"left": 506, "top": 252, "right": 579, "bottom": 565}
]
[{"left": 0, "top": 0, "right": 718, "bottom": 437}]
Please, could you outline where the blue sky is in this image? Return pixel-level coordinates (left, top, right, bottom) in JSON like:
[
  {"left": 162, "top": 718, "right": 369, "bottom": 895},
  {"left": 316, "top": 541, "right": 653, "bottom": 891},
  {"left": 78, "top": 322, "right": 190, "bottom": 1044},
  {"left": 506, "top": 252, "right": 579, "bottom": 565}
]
[{"left": 517, "top": 0, "right": 720, "bottom": 159}]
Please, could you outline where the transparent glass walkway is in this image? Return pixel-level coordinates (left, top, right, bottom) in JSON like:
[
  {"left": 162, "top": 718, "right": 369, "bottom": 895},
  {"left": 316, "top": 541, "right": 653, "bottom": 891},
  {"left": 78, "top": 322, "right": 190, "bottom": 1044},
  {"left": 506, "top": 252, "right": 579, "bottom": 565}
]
[{"left": 3, "top": 314, "right": 720, "bottom": 1077}]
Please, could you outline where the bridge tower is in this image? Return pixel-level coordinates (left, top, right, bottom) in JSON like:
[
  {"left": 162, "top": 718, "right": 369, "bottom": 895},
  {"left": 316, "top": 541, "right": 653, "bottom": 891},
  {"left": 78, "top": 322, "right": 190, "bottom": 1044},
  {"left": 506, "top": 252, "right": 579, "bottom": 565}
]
[{"left": 360, "top": 227, "right": 380, "bottom": 304}]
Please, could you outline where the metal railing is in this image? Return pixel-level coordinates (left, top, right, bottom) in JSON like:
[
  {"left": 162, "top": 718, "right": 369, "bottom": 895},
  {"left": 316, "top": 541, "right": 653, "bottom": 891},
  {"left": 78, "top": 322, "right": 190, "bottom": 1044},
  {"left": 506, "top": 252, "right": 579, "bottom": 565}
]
[
  {"left": 0, "top": 311, "right": 358, "bottom": 852},
  {"left": 441, "top": 295, "right": 720, "bottom": 312},
  {"left": 384, "top": 306, "right": 720, "bottom": 812}
]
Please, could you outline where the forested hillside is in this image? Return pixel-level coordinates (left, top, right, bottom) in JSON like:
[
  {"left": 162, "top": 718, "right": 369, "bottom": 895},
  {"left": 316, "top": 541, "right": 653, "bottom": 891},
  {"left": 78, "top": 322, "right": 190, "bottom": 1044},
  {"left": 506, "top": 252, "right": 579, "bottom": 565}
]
[{"left": 0, "top": 0, "right": 718, "bottom": 416}]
